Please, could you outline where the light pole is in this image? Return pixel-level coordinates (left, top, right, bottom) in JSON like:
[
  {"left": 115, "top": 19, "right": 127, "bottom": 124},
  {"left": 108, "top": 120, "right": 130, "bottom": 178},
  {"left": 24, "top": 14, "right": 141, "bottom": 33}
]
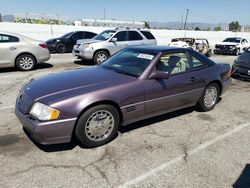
[{"left": 183, "top": 9, "right": 189, "bottom": 30}]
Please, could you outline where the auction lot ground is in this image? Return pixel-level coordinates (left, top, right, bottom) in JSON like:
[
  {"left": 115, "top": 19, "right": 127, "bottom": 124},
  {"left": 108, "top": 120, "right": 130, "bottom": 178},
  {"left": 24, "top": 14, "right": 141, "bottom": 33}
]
[{"left": 0, "top": 54, "right": 249, "bottom": 188}]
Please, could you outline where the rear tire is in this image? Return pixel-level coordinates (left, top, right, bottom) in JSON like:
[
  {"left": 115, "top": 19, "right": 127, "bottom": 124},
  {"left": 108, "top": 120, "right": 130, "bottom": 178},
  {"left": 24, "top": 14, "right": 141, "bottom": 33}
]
[
  {"left": 93, "top": 51, "right": 109, "bottom": 64},
  {"left": 75, "top": 105, "right": 119, "bottom": 148},
  {"left": 16, "top": 54, "right": 36, "bottom": 71},
  {"left": 196, "top": 83, "right": 219, "bottom": 112}
]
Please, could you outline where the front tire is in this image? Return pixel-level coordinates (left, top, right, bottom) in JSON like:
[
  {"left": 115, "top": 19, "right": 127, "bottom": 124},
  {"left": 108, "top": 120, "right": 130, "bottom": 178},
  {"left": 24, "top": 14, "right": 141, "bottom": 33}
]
[
  {"left": 93, "top": 51, "right": 109, "bottom": 64},
  {"left": 16, "top": 54, "right": 36, "bottom": 71},
  {"left": 56, "top": 43, "right": 66, "bottom": 53},
  {"left": 75, "top": 105, "right": 120, "bottom": 148},
  {"left": 196, "top": 83, "right": 219, "bottom": 112}
]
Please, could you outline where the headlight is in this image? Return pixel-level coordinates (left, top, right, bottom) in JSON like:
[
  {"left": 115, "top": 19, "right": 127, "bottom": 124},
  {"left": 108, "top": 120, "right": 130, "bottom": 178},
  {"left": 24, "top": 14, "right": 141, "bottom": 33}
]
[
  {"left": 229, "top": 45, "right": 236, "bottom": 49},
  {"left": 82, "top": 43, "right": 91, "bottom": 48},
  {"left": 30, "top": 102, "right": 60, "bottom": 121}
]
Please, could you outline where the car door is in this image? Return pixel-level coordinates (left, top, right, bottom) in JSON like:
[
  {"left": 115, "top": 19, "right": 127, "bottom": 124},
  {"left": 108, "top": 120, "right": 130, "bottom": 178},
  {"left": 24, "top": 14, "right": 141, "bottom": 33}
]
[
  {"left": 108, "top": 31, "right": 128, "bottom": 55},
  {"left": 145, "top": 51, "right": 203, "bottom": 115},
  {"left": 127, "top": 31, "right": 144, "bottom": 46},
  {"left": 0, "top": 34, "right": 19, "bottom": 66}
]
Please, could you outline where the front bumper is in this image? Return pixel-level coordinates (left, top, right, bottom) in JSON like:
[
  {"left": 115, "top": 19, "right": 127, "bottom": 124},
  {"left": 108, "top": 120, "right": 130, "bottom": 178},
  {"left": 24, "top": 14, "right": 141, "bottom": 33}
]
[
  {"left": 15, "top": 107, "right": 77, "bottom": 145},
  {"left": 72, "top": 45, "right": 94, "bottom": 60},
  {"left": 231, "top": 65, "right": 250, "bottom": 79},
  {"left": 214, "top": 47, "right": 237, "bottom": 55}
]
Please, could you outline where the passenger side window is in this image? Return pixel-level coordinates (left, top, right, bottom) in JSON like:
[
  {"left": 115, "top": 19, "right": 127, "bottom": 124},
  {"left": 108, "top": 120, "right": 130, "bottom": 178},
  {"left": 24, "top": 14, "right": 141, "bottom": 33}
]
[
  {"left": 157, "top": 53, "right": 190, "bottom": 75},
  {"left": 0, "top": 34, "right": 19, "bottom": 43},
  {"left": 128, "top": 31, "right": 143, "bottom": 41},
  {"left": 190, "top": 55, "right": 206, "bottom": 68},
  {"left": 113, "top": 31, "right": 127, "bottom": 41}
]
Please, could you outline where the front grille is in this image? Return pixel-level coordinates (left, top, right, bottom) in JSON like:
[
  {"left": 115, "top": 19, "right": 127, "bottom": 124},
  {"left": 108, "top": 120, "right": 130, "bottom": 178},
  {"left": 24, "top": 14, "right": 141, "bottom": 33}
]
[{"left": 18, "top": 94, "right": 33, "bottom": 114}]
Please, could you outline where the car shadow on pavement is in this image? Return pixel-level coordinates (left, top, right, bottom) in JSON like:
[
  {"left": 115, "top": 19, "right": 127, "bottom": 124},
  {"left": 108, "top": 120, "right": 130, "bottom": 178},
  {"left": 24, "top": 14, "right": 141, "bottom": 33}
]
[
  {"left": 0, "top": 63, "right": 53, "bottom": 73},
  {"left": 119, "top": 107, "right": 195, "bottom": 134},
  {"left": 233, "top": 164, "right": 250, "bottom": 188},
  {"left": 23, "top": 128, "right": 78, "bottom": 152},
  {"left": 73, "top": 59, "right": 94, "bottom": 66}
]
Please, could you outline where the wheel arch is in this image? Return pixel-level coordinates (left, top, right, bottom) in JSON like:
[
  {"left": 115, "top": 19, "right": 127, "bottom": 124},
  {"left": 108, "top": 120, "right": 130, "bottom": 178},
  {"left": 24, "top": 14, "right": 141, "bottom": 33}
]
[
  {"left": 93, "top": 49, "right": 110, "bottom": 58},
  {"left": 207, "top": 80, "right": 223, "bottom": 96},
  {"left": 71, "top": 100, "right": 123, "bottom": 139},
  {"left": 15, "top": 52, "right": 37, "bottom": 67}
]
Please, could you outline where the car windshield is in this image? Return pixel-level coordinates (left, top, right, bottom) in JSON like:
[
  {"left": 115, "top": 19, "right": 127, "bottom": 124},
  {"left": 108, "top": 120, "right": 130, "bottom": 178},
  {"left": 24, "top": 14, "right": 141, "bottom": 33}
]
[
  {"left": 93, "top": 30, "right": 116, "bottom": 41},
  {"left": 223, "top": 38, "right": 241, "bottom": 43},
  {"left": 100, "top": 49, "right": 156, "bottom": 78},
  {"left": 61, "top": 32, "right": 74, "bottom": 38}
]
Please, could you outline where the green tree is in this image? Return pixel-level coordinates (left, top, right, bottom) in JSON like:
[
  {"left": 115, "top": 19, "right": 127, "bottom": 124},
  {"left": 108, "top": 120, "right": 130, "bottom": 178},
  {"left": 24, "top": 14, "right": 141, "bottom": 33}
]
[
  {"left": 144, "top": 21, "right": 150, "bottom": 29},
  {"left": 194, "top": 27, "right": 201, "bottom": 31},
  {"left": 229, "top": 21, "right": 241, "bottom": 31},
  {"left": 214, "top": 25, "right": 222, "bottom": 31}
]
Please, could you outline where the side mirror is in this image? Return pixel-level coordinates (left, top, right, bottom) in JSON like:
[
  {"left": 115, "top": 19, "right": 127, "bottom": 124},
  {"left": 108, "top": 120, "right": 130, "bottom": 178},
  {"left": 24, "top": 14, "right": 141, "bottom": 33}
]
[
  {"left": 110, "top": 37, "right": 117, "bottom": 42},
  {"left": 149, "top": 71, "right": 169, "bottom": 80}
]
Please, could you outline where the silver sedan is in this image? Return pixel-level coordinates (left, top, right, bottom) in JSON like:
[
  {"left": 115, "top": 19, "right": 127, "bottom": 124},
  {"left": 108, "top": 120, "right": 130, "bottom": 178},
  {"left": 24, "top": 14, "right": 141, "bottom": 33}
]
[{"left": 0, "top": 32, "right": 50, "bottom": 71}]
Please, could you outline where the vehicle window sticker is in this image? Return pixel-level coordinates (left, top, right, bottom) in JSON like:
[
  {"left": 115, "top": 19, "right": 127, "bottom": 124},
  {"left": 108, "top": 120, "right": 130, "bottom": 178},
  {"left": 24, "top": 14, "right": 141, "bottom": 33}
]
[{"left": 137, "top": 54, "right": 154, "bottom": 60}]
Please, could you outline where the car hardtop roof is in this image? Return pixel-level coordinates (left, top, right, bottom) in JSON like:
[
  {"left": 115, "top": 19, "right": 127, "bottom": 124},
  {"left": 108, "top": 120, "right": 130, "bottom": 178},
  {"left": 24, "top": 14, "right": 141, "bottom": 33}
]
[
  {"left": 127, "top": 45, "right": 191, "bottom": 53},
  {"left": 225, "top": 37, "right": 242, "bottom": 39},
  {"left": 173, "top": 37, "right": 207, "bottom": 40}
]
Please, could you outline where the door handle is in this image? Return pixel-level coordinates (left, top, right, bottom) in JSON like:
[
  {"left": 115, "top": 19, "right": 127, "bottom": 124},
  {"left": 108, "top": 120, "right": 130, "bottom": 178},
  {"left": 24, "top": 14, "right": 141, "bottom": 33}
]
[
  {"left": 10, "top": 47, "right": 17, "bottom": 50},
  {"left": 190, "top": 77, "right": 198, "bottom": 82}
]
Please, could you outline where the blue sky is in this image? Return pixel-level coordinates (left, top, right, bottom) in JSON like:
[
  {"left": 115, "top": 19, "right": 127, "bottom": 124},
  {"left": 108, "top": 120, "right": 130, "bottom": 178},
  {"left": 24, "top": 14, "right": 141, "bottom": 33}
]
[{"left": 0, "top": 0, "right": 249, "bottom": 24}]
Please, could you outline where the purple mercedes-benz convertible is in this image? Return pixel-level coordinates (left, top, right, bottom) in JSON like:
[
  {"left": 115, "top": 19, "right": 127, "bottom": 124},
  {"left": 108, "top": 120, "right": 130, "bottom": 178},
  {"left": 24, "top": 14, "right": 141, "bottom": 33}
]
[{"left": 15, "top": 46, "right": 231, "bottom": 147}]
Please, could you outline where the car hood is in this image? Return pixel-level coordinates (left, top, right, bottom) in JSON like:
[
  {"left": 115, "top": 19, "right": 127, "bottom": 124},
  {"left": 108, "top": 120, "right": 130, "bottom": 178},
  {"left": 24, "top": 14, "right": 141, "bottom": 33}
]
[
  {"left": 76, "top": 39, "right": 101, "bottom": 45},
  {"left": 216, "top": 42, "right": 239, "bottom": 46},
  {"left": 24, "top": 66, "right": 136, "bottom": 102},
  {"left": 236, "top": 52, "right": 250, "bottom": 67},
  {"left": 46, "top": 38, "right": 63, "bottom": 43}
]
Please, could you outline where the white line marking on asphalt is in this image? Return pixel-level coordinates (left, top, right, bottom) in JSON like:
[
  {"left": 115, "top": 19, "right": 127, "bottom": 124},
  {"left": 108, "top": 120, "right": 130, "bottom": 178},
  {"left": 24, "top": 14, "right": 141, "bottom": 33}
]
[
  {"left": 119, "top": 122, "right": 250, "bottom": 188},
  {"left": 0, "top": 106, "right": 14, "bottom": 111}
]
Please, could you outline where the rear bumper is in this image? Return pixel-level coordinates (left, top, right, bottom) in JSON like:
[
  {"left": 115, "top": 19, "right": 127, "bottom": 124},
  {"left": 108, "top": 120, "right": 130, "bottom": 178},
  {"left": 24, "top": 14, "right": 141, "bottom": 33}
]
[
  {"left": 221, "top": 78, "right": 231, "bottom": 94},
  {"left": 15, "top": 107, "right": 77, "bottom": 145},
  {"left": 36, "top": 49, "right": 50, "bottom": 63}
]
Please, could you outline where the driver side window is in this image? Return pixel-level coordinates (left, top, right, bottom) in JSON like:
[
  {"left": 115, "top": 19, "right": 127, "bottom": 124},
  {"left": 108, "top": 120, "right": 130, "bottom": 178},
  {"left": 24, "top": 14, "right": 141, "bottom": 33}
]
[{"left": 157, "top": 53, "right": 190, "bottom": 75}]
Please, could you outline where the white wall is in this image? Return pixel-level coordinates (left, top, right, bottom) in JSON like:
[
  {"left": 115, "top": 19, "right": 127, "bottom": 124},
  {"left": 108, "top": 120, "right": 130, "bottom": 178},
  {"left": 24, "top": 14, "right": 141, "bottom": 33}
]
[{"left": 1, "top": 22, "right": 250, "bottom": 47}]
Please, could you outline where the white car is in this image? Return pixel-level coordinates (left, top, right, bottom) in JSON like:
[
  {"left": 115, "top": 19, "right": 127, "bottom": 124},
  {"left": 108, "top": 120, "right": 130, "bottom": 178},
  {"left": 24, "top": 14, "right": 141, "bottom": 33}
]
[
  {"left": 214, "top": 37, "right": 250, "bottom": 55},
  {"left": 0, "top": 32, "right": 50, "bottom": 71},
  {"left": 73, "top": 28, "right": 157, "bottom": 64}
]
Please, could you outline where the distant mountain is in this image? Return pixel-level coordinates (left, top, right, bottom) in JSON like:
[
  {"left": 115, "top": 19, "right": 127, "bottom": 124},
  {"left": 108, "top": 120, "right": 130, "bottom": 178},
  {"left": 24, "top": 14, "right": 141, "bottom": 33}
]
[
  {"left": 149, "top": 21, "right": 228, "bottom": 30},
  {"left": 1, "top": 15, "right": 15, "bottom": 22}
]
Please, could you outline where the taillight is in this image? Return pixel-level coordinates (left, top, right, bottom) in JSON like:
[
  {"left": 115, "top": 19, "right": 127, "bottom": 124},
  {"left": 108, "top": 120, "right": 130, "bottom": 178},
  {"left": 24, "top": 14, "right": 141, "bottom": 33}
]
[{"left": 39, "top": 43, "right": 48, "bottom": 48}]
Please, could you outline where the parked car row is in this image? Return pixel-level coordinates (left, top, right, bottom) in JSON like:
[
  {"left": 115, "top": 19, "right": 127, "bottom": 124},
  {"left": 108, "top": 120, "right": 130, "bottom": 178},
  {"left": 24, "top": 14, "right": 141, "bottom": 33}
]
[{"left": 1, "top": 29, "right": 250, "bottom": 72}]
